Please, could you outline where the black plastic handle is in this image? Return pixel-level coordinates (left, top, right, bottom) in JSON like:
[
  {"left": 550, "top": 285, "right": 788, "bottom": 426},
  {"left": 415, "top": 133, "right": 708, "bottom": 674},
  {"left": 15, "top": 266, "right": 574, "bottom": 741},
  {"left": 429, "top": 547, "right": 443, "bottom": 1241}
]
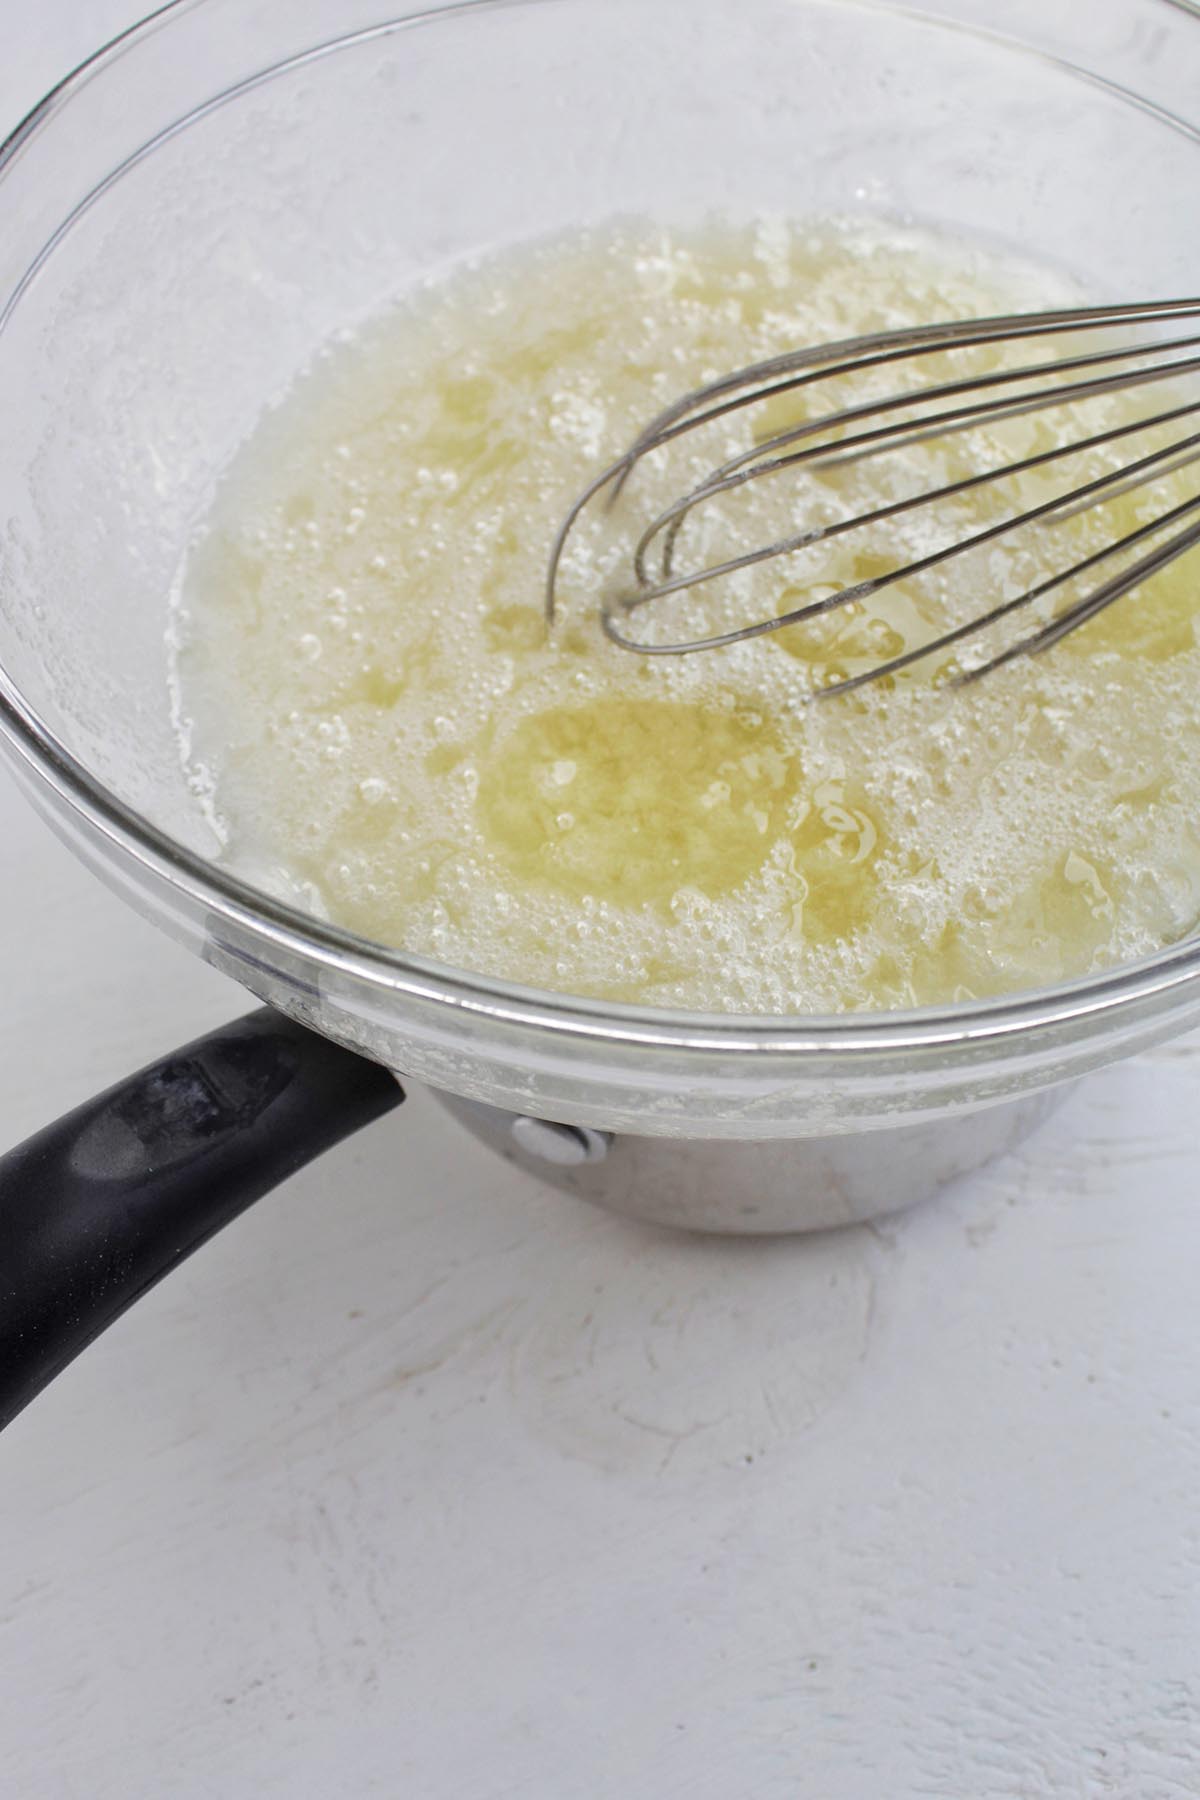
[{"left": 0, "top": 1008, "right": 403, "bottom": 1430}]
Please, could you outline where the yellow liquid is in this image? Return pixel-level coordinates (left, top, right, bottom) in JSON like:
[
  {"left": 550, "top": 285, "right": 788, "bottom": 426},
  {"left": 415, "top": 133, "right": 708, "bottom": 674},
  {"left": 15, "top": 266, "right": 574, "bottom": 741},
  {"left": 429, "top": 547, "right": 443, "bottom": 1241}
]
[{"left": 172, "top": 219, "right": 1200, "bottom": 1012}]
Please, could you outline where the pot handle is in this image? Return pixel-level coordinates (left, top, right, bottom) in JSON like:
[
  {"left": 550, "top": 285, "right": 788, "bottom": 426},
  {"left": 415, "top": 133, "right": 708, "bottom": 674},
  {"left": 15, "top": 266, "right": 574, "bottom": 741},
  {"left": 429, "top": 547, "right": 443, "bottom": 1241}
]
[{"left": 0, "top": 1007, "right": 402, "bottom": 1431}]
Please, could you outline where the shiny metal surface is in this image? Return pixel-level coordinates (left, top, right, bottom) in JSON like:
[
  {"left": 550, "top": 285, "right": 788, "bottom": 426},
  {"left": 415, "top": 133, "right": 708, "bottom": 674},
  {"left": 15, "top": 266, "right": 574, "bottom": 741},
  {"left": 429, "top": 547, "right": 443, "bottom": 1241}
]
[
  {"left": 509, "top": 1115, "right": 613, "bottom": 1167},
  {"left": 436, "top": 1083, "right": 1071, "bottom": 1233},
  {"left": 547, "top": 301, "right": 1200, "bottom": 691}
]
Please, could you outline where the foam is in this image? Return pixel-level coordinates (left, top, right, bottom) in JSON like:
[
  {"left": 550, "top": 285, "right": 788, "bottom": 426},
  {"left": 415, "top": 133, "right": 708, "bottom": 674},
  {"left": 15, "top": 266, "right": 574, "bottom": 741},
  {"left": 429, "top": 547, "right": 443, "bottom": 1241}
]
[{"left": 170, "top": 218, "right": 1200, "bottom": 1012}]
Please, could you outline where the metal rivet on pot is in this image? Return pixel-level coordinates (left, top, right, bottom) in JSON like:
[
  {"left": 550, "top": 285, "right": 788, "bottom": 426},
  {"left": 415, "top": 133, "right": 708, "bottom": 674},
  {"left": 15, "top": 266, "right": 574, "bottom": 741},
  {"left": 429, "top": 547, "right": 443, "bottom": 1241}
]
[{"left": 509, "top": 1116, "right": 612, "bottom": 1168}]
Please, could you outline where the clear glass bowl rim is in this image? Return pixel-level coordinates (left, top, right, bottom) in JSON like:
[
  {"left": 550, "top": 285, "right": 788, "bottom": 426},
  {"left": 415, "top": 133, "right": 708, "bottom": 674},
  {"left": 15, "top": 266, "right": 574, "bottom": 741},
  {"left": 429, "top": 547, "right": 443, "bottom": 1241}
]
[{"left": 2, "top": 0, "right": 1200, "bottom": 1060}]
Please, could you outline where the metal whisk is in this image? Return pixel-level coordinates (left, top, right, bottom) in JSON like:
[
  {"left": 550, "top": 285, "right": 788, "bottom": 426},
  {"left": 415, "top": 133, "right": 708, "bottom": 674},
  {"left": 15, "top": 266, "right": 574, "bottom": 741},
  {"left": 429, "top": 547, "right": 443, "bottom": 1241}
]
[{"left": 545, "top": 300, "right": 1200, "bottom": 696}]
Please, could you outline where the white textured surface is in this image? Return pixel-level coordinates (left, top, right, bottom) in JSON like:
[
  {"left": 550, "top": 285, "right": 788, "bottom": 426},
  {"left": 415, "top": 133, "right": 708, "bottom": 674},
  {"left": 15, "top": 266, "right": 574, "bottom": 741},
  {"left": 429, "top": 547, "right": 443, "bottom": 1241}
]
[{"left": 3, "top": 8, "right": 1200, "bottom": 1797}]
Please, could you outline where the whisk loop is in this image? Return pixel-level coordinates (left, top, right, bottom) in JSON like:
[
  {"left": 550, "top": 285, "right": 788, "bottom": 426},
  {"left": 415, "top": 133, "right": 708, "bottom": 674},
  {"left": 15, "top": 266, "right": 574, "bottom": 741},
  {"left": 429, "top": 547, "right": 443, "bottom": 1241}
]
[{"left": 545, "top": 300, "right": 1200, "bottom": 694}]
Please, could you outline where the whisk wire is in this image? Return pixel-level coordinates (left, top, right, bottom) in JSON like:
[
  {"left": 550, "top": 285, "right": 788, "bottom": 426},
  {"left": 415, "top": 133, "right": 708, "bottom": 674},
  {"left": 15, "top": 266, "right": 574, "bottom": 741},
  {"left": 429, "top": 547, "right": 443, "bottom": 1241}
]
[
  {"left": 967, "top": 511, "right": 1200, "bottom": 679},
  {"left": 613, "top": 406, "right": 1200, "bottom": 641},
  {"left": 614, "top": 299, "right": 1200, "bottom": 470},
  {"left": 547, "top": 298, "right": 1200, "bottom": 692},
  {"left": 667, "top": 331, "right": 1200, "bottom": 494},
  {"left": 633, "top": 368, "right": 1200, "bottom": 597},
  {"left": 823, "top": 489, "right": 1200, "bottom": 697}
]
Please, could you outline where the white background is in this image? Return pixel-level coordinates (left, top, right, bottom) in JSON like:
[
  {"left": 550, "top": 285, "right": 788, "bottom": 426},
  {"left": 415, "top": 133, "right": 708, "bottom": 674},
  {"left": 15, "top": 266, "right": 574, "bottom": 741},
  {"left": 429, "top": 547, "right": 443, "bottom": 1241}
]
[{"left": 3, "top": 5, "right": 1200, "bottom": 1796}]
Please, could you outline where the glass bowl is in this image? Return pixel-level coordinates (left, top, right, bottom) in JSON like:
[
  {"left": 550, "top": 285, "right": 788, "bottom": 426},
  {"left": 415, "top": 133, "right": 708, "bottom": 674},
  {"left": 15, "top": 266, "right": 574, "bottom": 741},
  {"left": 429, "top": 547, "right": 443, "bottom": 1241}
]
[{"left": 1, "top": 0, "right": 1199, "bottom": 1140}]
